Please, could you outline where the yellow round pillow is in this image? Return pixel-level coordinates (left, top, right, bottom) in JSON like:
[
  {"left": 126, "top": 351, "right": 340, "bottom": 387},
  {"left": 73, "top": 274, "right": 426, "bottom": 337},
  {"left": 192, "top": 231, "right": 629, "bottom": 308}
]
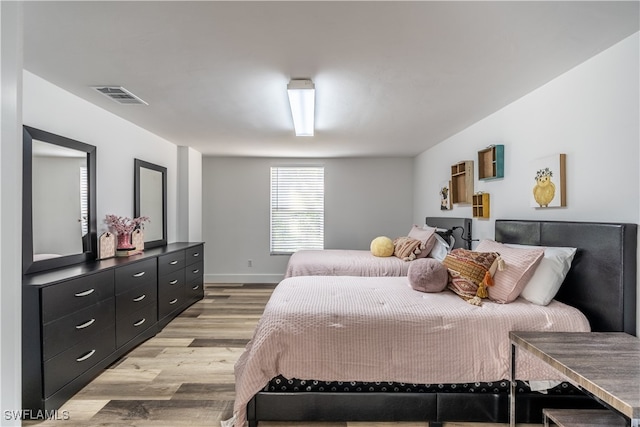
[{"left": 370, "top": 236, "right": 394, "bottom": 257}]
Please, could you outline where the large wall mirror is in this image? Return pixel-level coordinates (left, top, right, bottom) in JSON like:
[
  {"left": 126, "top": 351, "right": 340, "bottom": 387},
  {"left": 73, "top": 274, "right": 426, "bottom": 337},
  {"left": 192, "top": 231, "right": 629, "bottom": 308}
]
[
  {"left": 134, "top": 159, "right": 167, "bottom": 249},
  {"left": 22, "top": 126, "right": 97, "bottom": 274}
]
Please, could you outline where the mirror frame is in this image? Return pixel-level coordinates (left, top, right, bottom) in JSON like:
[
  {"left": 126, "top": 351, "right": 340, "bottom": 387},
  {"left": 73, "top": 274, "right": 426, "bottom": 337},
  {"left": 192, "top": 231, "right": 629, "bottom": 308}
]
[
  {"left": 22, "top": 125, "right": 97, "bottom": 275},
  {"left": 134, "top": 158, "right": 167, "bottom": 249}
]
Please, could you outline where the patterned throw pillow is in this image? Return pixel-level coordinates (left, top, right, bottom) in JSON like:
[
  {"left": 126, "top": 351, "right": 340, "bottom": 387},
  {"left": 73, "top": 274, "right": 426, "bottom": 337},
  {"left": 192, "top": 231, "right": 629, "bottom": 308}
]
[
  {"left": 442, "top": 249, "right": 501, "bottom": 305},
  {"left": 393, "top": 236, "right": 424, "bottom": 261},
  {"left": 475, "top": 240, "right": 545, "bottom": 303}
]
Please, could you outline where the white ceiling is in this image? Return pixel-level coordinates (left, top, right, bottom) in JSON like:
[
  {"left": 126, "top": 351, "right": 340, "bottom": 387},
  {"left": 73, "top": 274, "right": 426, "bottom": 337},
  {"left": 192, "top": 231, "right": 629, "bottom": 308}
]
[{"left": 22, "top": 1, "right": 639, "bottom": 158}]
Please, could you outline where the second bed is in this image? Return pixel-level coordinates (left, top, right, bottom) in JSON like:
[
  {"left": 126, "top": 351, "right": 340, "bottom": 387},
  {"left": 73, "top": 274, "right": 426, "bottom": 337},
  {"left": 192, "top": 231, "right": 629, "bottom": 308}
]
[{"left": 284, "top": 217, "right": 471, "bottom": 278}]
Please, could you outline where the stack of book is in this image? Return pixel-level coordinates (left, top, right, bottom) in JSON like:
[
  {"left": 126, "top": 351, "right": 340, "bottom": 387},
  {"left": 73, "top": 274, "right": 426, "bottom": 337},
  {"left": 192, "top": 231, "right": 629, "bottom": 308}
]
[{"left": 116, "top": 247, "right": 143, "bottom": 257}]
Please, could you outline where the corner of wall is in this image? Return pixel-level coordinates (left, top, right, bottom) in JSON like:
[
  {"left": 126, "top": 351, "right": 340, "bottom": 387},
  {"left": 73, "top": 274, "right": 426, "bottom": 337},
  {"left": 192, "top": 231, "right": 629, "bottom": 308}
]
[
  {"left": 177, "top": 146, "right": 203, "bottom": 242},
  {"left": 0, "top": 1, "right": 24, "bottom": 422}
]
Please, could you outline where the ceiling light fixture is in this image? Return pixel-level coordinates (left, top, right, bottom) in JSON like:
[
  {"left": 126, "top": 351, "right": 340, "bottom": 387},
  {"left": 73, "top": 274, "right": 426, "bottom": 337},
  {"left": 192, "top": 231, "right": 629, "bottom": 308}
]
[{"left": 287, "top": 79, "right": 315, "bottom": 136}]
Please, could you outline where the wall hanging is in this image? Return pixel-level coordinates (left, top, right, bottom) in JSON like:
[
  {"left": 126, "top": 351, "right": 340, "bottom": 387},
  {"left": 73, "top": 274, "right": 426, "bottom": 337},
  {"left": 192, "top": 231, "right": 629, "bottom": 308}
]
[
  {"left": 478, "top": 144, "right": 504, "bottom": 180},
  {"left": 450, "top": 160, "right": 474, "bottom": 204},
  {"left": 472, "top": 192, "right": 490, "bottom": 218},
  {"left": 530, "top": 154, "right": 566, "bottom": 208},
  {"left": 439, "top": 180, "right": 452, "bottom": 210}
]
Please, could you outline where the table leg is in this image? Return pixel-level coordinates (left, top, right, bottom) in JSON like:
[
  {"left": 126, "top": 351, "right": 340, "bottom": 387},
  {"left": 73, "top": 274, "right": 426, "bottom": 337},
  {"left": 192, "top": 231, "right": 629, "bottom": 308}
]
[{"left": 510, "top": 342, "right": 516, "bottom": 427}]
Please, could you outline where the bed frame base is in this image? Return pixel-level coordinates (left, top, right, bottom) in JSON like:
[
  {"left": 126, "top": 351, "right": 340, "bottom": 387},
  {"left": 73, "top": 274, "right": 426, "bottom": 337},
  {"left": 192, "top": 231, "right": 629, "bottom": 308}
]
[{"left": 247, "top": 392, "right": 604, "bottom": 426}]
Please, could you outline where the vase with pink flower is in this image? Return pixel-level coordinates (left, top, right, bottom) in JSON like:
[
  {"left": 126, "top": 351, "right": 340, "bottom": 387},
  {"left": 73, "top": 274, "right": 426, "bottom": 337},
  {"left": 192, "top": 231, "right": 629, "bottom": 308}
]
[{"left": 104, "top": 214, "right": 150, "bottom": 250}]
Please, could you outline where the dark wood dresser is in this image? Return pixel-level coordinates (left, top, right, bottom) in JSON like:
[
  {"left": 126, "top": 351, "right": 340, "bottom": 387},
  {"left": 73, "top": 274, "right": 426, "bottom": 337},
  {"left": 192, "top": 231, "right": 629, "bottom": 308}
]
[{"left": 22, "top": 242, "right": 204, "bottom": 412}]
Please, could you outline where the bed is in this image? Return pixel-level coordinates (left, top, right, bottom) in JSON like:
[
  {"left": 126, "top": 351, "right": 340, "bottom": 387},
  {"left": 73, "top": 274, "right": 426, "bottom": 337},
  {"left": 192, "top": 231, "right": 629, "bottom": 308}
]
[
  {"left": 284, "top": 217, "right": 472, "bottom": 278},
  {"left": 237, "top": 219, "right": 637, "bottom": 427}
]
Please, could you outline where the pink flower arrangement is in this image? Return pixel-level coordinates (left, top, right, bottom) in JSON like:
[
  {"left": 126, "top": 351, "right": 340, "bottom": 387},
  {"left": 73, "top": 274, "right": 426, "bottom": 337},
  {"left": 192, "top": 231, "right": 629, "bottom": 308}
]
[{"left": 104, "top": 214, "right": 150, "bottom": 235}]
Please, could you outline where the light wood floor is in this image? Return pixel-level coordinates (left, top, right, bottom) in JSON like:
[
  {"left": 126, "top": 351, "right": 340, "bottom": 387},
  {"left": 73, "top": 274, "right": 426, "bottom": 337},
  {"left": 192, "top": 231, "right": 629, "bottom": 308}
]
[{"left": 24, "top": 283, "right": 539, "bottom": 427}]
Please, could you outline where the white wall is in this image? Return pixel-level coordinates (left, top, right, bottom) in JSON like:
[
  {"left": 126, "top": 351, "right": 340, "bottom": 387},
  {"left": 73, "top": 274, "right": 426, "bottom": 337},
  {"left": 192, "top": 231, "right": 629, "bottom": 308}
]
[
  {"left": 414, "top": 33, "right": 639, "bottom": 239},
  {"left": 0, "top": 1, "right": 23, "bottom": 423},
  {"left": 32, "top": 156, "right": 85, "bottom": 255},
  {"left": 413, "top": 33, "right": 640, "bottom": 331},
  {"left": 203, "top": 157, "right": 414, "bottom": 283},
  {"left": 23, "top": 71, "right": 183, "bottom": 241},
  {"left": 177, "top": 146, "right": 202, "bottom": 243}
]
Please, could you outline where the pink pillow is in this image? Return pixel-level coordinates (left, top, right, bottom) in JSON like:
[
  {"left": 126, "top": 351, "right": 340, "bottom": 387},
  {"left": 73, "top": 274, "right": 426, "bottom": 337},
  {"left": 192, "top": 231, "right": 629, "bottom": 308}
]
[
  {"left": 408, "top": 258, "right": 448, "bottom": 293},
  {"left": 475, "top": 239, "right": 544, "bottom": 303},
  {"left": 408, "top": 225, "right": 437, "bottom": 259}
]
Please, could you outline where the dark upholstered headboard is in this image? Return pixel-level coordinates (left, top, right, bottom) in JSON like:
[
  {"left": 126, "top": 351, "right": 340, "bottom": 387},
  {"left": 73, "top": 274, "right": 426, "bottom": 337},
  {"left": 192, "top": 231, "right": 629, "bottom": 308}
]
[
  {"left": 495, "top": 220, "right": 637, "bottom": 335},
  {"left": 425, "top": 217, "right": 472, "bottom": 250}
]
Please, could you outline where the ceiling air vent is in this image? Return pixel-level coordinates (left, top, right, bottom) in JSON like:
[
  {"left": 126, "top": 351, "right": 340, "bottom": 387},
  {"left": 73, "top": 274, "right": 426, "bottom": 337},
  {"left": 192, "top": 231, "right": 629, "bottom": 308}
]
[{"left": 92, "top": 86, "right": 148, "bottom": 105}]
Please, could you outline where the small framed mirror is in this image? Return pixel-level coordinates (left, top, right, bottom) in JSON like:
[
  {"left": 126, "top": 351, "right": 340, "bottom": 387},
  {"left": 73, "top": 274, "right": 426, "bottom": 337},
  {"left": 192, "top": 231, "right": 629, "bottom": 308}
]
[
  {"left": 22, "top": 126, "right": 97, "bottom": 274},
  {"left": 134, "top": 159, "right": 167, "bottom": 249}
]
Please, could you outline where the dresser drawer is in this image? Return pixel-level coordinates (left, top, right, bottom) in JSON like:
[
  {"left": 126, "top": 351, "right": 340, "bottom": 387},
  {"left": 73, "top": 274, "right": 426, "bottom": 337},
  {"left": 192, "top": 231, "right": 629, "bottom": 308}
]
[
  {"left": 185, "top": 245, "right": 204, "bottom": 266},
  {"left": 185, "top": 278, "right": 204, "bottom": 302},
  {"left": 43, "top": 326, "right": 116, "bottom": 397},
  {"left": 116, "top": 301, "right": 157, "bottom": 348},
  {"left": 42, "top": 271, "right": 114, "bottom": 323},
  {"left": 43, "top": 298, "right": 115, "bottom": 361},
  {"left": 158, "top": 269, "right": 185, "bottom": 291},
  {"left": 158, "top": 250, "right": 185, "bottom": 276},
  {"left": 158, "top": 289, "right": 184, "bottom": 319},
  {"left": 185, "top": 260, "right": 203, "bottom": 284},
  {"left": 116, "top": 280, "right": 157, "bottom": 317},
  {"left": 158, "top": 275, "right": 185, "bottom": 319},
  {"left": 115, "top": 258, "right": 157, "bottom": 293}
]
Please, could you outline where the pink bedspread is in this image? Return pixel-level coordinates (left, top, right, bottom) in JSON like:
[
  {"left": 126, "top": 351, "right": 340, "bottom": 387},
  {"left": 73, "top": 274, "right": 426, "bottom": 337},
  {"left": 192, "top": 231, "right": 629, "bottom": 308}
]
[
  {"left": 231, "top": 276, "right": 590, "bottom": 426},
  {"left": 285, "top": 249, "right": 411, "bottom": 278}
]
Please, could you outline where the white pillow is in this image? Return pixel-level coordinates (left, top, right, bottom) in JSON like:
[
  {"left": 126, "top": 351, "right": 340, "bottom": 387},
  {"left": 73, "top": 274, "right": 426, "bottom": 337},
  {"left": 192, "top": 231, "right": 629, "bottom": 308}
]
[{"left": 505, "top": 244, "right": 577, "bottom": 306}]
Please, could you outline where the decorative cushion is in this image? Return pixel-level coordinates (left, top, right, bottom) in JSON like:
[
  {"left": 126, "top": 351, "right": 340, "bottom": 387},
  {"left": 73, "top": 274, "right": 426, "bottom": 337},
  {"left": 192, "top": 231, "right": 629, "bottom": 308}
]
[
  {"left": 442, "top": 249, "right": 501, "bottom": 305},
  {"left": 393, "top": 236, "right": 423, "bottom": 261},
  {"left": 476, "top": 240, "right": 545, "bottom": 304},
  {"left": 370, "top": 236, "right": 394, "bottom": 257},
  {"left": 408, "top": 225, "right": 437, "bottom": 258},
  {"left": 506, "top": 244, "right": 577, "bottom": 306},
  {"left": 407, "top": 258, "right": 448, "bottom": 293}
]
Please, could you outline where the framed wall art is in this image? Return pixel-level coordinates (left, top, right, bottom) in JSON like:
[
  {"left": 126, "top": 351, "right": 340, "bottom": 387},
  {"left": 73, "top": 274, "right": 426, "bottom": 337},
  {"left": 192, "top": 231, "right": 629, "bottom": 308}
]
[
  {"left": 530, "top": 153, "right": 566, "bottom": 208},
  {"left": 440, "top": 180, "right": 452, "bottom": 210}
]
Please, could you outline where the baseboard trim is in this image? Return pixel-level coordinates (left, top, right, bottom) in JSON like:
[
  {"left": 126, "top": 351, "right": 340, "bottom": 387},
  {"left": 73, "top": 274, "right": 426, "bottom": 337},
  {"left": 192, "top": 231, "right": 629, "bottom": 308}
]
[{"left": 205, "top": 274, "right": 283, "bottom": 284}]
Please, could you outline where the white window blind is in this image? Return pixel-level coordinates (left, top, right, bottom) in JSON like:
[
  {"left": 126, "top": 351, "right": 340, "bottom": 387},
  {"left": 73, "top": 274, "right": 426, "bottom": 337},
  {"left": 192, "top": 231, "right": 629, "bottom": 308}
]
[
  {"left": 270, "top": 166, "right": 324, "bottom": 254},
  {"left": 80, "top": 166, "right": 88, "bottom": 236}
]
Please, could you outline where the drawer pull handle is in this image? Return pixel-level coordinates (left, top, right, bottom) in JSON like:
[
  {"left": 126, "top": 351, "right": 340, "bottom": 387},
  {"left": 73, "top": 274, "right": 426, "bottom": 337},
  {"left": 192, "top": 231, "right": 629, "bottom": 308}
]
[
  {"left": 133, "top": 318, "right": 146, "bottom": 327},
  {"left": 169, "top": 279, "right": 178, "bottom": 285},
  {"left": 75, "top": 318, "right": 96, "bottom": 330},
  {"left": 76, "top": 349, "right": 96, "bottom": 362},
  {"left": 133, "top": 271, "right": 146, "bottom": 278},
  {"left": 192, "top": 252, "right": 200, "bottom": 257},
  {"left": 169, "top": 260, "right": 179, "bottom": 265},
  {"left": 169, "top": 298, "right": 178, "bottom": 305},
  {"left": 192, "top": 285, "right": 200, "bottom": 290},
  {"left": 192, "top": 269, "right": 200, "bottom": 274},
  {"left": 133, "top": 294, "right": 146, "bottom": 302},
  {"left": 74, "top": 289, "right": 95, "bottom": 297}
]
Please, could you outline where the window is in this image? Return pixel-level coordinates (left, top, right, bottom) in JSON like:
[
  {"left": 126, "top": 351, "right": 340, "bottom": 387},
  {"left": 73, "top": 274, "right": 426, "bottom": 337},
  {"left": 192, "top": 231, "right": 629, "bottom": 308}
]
[
  {"left": 270, "top": 166, "right": 324, "bottom": 254},
  {"left": 80, "top": 166, "right": 88, "bottom": 236}
]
